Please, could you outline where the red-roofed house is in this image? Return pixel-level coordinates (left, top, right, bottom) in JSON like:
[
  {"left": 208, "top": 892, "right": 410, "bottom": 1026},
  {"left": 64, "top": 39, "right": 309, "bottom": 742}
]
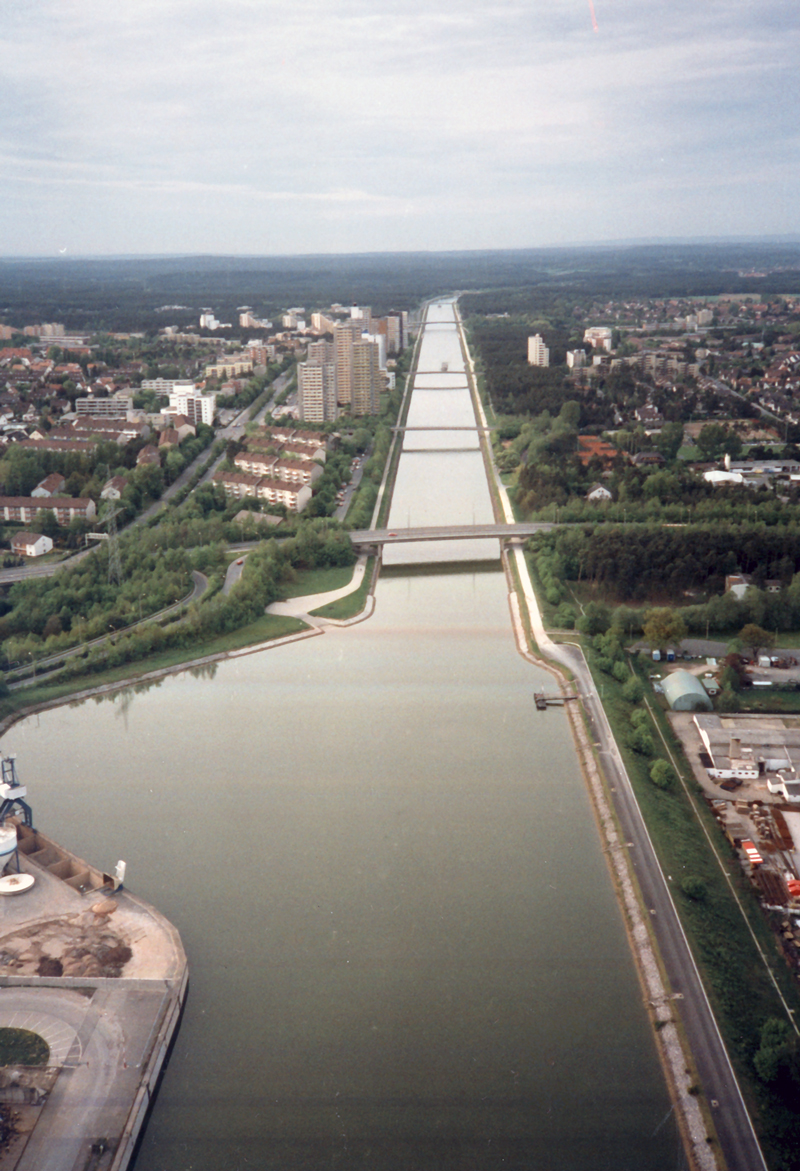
[{"left": 577, "top": 436, "right": 620, "bottom": 468}]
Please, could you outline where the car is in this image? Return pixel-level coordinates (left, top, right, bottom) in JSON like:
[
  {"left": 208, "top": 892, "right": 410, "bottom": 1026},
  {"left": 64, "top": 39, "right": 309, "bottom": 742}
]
[
  {"left": 236, "top": 558, "right": 243, "bottom": 565},
  {"left": 388, "top": 532, "right": 397, "bottom": 537}
]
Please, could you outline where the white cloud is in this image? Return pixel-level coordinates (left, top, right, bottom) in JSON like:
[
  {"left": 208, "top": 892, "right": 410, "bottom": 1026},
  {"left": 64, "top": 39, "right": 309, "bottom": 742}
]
[{"left": 0, "top": 0, "right": 797, "bottom": 252}]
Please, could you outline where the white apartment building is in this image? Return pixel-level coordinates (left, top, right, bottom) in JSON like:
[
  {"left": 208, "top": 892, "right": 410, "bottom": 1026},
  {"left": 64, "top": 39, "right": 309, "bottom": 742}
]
[
  {"left": 351, "top": 340, "right": 381, "bottom": 415},
  {"left": 167, "top": 391, "right": 216, "bottom": 426},
  {"left": 76, "top": 395, "right": 134, "bottom": 416},
  {"left": 311, "top": 312, "right": 336, "bottom": 334},
  {"left": 527, "top": 334, "right": 550, "bottom": 367},
  {"left": 584, "top": 327, "right": 613, "bottom": 352},
  {"left": 298, "top": 360, "right": 338, "bottom": 423},
  {"left": 363, "top": 332, "right": 387, "bottom": 370},
  {"left": 350, "top": 305, "right": 373, "bottom": 332}
]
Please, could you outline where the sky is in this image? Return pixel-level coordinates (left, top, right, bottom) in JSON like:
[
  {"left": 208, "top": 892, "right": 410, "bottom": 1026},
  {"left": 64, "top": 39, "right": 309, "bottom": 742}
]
[{"left": 1, "top": 0, "right": 797, "bottom": 257}]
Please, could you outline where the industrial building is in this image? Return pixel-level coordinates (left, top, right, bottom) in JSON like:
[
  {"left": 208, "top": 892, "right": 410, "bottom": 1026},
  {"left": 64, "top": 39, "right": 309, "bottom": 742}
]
[{"left": 694, "top": 713, "right": 800, "bottom": 802}]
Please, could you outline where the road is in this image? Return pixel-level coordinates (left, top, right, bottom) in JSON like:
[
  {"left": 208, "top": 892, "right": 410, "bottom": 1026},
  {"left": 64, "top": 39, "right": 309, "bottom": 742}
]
[
  {"left": 550, "top": 635, "right": 766, "bottom": 1171},
  {"left": 704, "top": 375, "right": 787, "bottom": 432},
  {"left": 196, "top": 369, "right": 293, "bottom": 490},
  {"left": 538, "top": 564, "right": 760, "bottom": 1152}
]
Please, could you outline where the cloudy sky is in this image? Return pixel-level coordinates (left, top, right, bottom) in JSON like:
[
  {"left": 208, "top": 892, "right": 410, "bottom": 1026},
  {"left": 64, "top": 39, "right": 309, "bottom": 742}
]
[{"left": 1, "top": 0, "right": 797, "bottom": 256}]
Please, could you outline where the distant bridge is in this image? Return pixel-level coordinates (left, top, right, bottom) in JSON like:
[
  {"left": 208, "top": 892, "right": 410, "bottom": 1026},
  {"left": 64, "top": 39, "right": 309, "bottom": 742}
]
[
  {"left": 391, "top": 425, "right": 494, "bottom": 432},
  {"left": 348, "top": 523, "right": 555, "bottom": 546}
]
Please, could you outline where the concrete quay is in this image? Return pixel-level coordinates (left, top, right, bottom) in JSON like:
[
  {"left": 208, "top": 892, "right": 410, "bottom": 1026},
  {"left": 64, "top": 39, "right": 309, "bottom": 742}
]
[{"left": 0, "top": 827, "right": 187, "bottom": 1171}]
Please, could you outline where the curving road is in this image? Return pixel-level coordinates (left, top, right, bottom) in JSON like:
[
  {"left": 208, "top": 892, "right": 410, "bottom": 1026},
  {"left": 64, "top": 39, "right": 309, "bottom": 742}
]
[{"left": 8, "top": 571, "right": 209, "bottom": 689}]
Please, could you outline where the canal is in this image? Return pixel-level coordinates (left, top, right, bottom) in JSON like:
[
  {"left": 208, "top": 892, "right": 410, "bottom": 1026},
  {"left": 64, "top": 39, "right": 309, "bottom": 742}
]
[{"left": 4, "top": 301, "right": 682, "bottom": 1168}]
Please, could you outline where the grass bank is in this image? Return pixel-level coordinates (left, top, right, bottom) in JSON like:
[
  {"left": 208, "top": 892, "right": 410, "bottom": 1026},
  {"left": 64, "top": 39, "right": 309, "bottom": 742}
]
[
  {"left": 0, "top": 612, "right": 308, "bottom": 723},
  {"left": 310, "top": 561, "right": 374, "bottom": 620},
  {"left": 282, "top": 565, "right": 356, "bottom": 599}
]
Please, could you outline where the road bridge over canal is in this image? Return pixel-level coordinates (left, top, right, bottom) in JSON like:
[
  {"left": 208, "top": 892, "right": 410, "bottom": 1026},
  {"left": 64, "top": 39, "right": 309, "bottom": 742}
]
[{"left": 349, "top": 522, "right": 555, "bottom": 546}]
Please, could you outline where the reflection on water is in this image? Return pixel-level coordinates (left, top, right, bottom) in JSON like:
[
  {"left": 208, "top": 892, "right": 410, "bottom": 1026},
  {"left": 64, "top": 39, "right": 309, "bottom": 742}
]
[{"left": 7, "top": 572, "right": 680, "bottom": 1170}]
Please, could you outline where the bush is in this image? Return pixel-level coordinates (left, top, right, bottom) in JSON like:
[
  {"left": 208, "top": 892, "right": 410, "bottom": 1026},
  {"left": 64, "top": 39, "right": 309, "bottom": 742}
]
[
  {"left": 622, "top": 676, "right": 644, "bottom": 704},
  {"left": 628, "top": 725, "right": 655, "bottom": 756},
  {"left": 612, "top": 661, "right": 628, "bottom": 684},
  {"left": 718, "top": 686, "right": 741, "bottom": 712},
  {"left": 631, "top": 708, "right": 650, "bottom": 729},
  {"left": 650, "top": 759, "right": 676, "bottom": 790},
  {"left": 554, "top": 603, "right": 576, "bottom": 629},
  {"left": 753, "top": 1017, "right": 798, "bottom": 1085},
  {"left": 681, "top": 875, "right": 707, "bottom": 901}
]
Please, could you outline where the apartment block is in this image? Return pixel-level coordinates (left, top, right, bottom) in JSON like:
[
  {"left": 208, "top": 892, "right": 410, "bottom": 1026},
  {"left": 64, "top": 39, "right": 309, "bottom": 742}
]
[
  {"left": 527, "top": 334, "right": 549, "bottom": 367},
  {"left": 298, "top": 359, "right": 337, "bottom": 423}
]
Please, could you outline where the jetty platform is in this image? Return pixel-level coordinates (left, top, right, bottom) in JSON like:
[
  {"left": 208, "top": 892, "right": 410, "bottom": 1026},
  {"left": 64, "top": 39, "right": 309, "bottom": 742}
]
[{"left": 0, "top": 824, "right": 187, "bottom": 1170}]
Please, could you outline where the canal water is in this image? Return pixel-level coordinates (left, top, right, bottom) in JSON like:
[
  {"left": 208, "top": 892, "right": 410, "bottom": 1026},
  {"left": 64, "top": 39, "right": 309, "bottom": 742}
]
[{"left": 2, "top": 302, "right": 682, "bottom": 1169}]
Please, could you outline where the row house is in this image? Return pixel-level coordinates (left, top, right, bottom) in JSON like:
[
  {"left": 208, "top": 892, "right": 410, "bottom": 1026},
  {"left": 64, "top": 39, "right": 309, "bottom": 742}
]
[
  {"left": 204, "top": 356, "right": 254, "bottom": 379},
  {"left": 251, "top": 478, "right": 312, "bottom": 513},
  {"left": 18, "top": 438, "right": 95, "bottom": 455},
  {"left": 234, "top": 451, "right": 323, "bottom": 487},
  {"left": 243, "top": 433, "right": 327, "bottom": 463},
  {"left": 254, "top": 423, "right": 296, "bottom": 444},
  {"left": 281, "top": 439, "right": 326, "bottom": 463},
  {"left": 0, "top": 497, "right": 96, "bottom": 525},
  {"left": 252, "top": 424, "right": 327, "bottom": 448},
  {"left": 272, "top": 458, "right": 322, "bottom": 486},
  {"left": 213, "top": 470, "right": 311, "bottom": 512},
  {"left": 234, "top": 452, "right": 277, "bottom": 477},
  {"left": 213, "top": 470, "right": 262, "bottom": 499}
]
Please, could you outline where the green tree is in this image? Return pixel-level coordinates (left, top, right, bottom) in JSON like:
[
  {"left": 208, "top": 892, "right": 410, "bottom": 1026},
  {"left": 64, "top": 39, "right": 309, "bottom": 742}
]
[
  {"left": 740, "top": 623, "right": 776, "bottom": 661},
  {"left": 718, "top": 686, "right": 741, "bottom": 712},
  {"left": 655, "top": 421, "right": 685, "bottom": 461},
  {"left": 35, "top": 509, "right": 61, "bottom": 540},
  {"left": 576, "top": 601, "right": 611, "bottom": 636},
  {"left": 696, "top": 423, "right": 728, "bottom": 459},
  {"left": 642, "top": 607, "right": 687, "bottom": 652}
]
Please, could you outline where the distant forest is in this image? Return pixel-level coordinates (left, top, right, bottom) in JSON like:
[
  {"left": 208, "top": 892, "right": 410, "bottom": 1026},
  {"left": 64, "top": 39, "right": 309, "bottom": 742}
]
[{"left": 2, "top": 241, "right": 800, "bottom": 334}]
